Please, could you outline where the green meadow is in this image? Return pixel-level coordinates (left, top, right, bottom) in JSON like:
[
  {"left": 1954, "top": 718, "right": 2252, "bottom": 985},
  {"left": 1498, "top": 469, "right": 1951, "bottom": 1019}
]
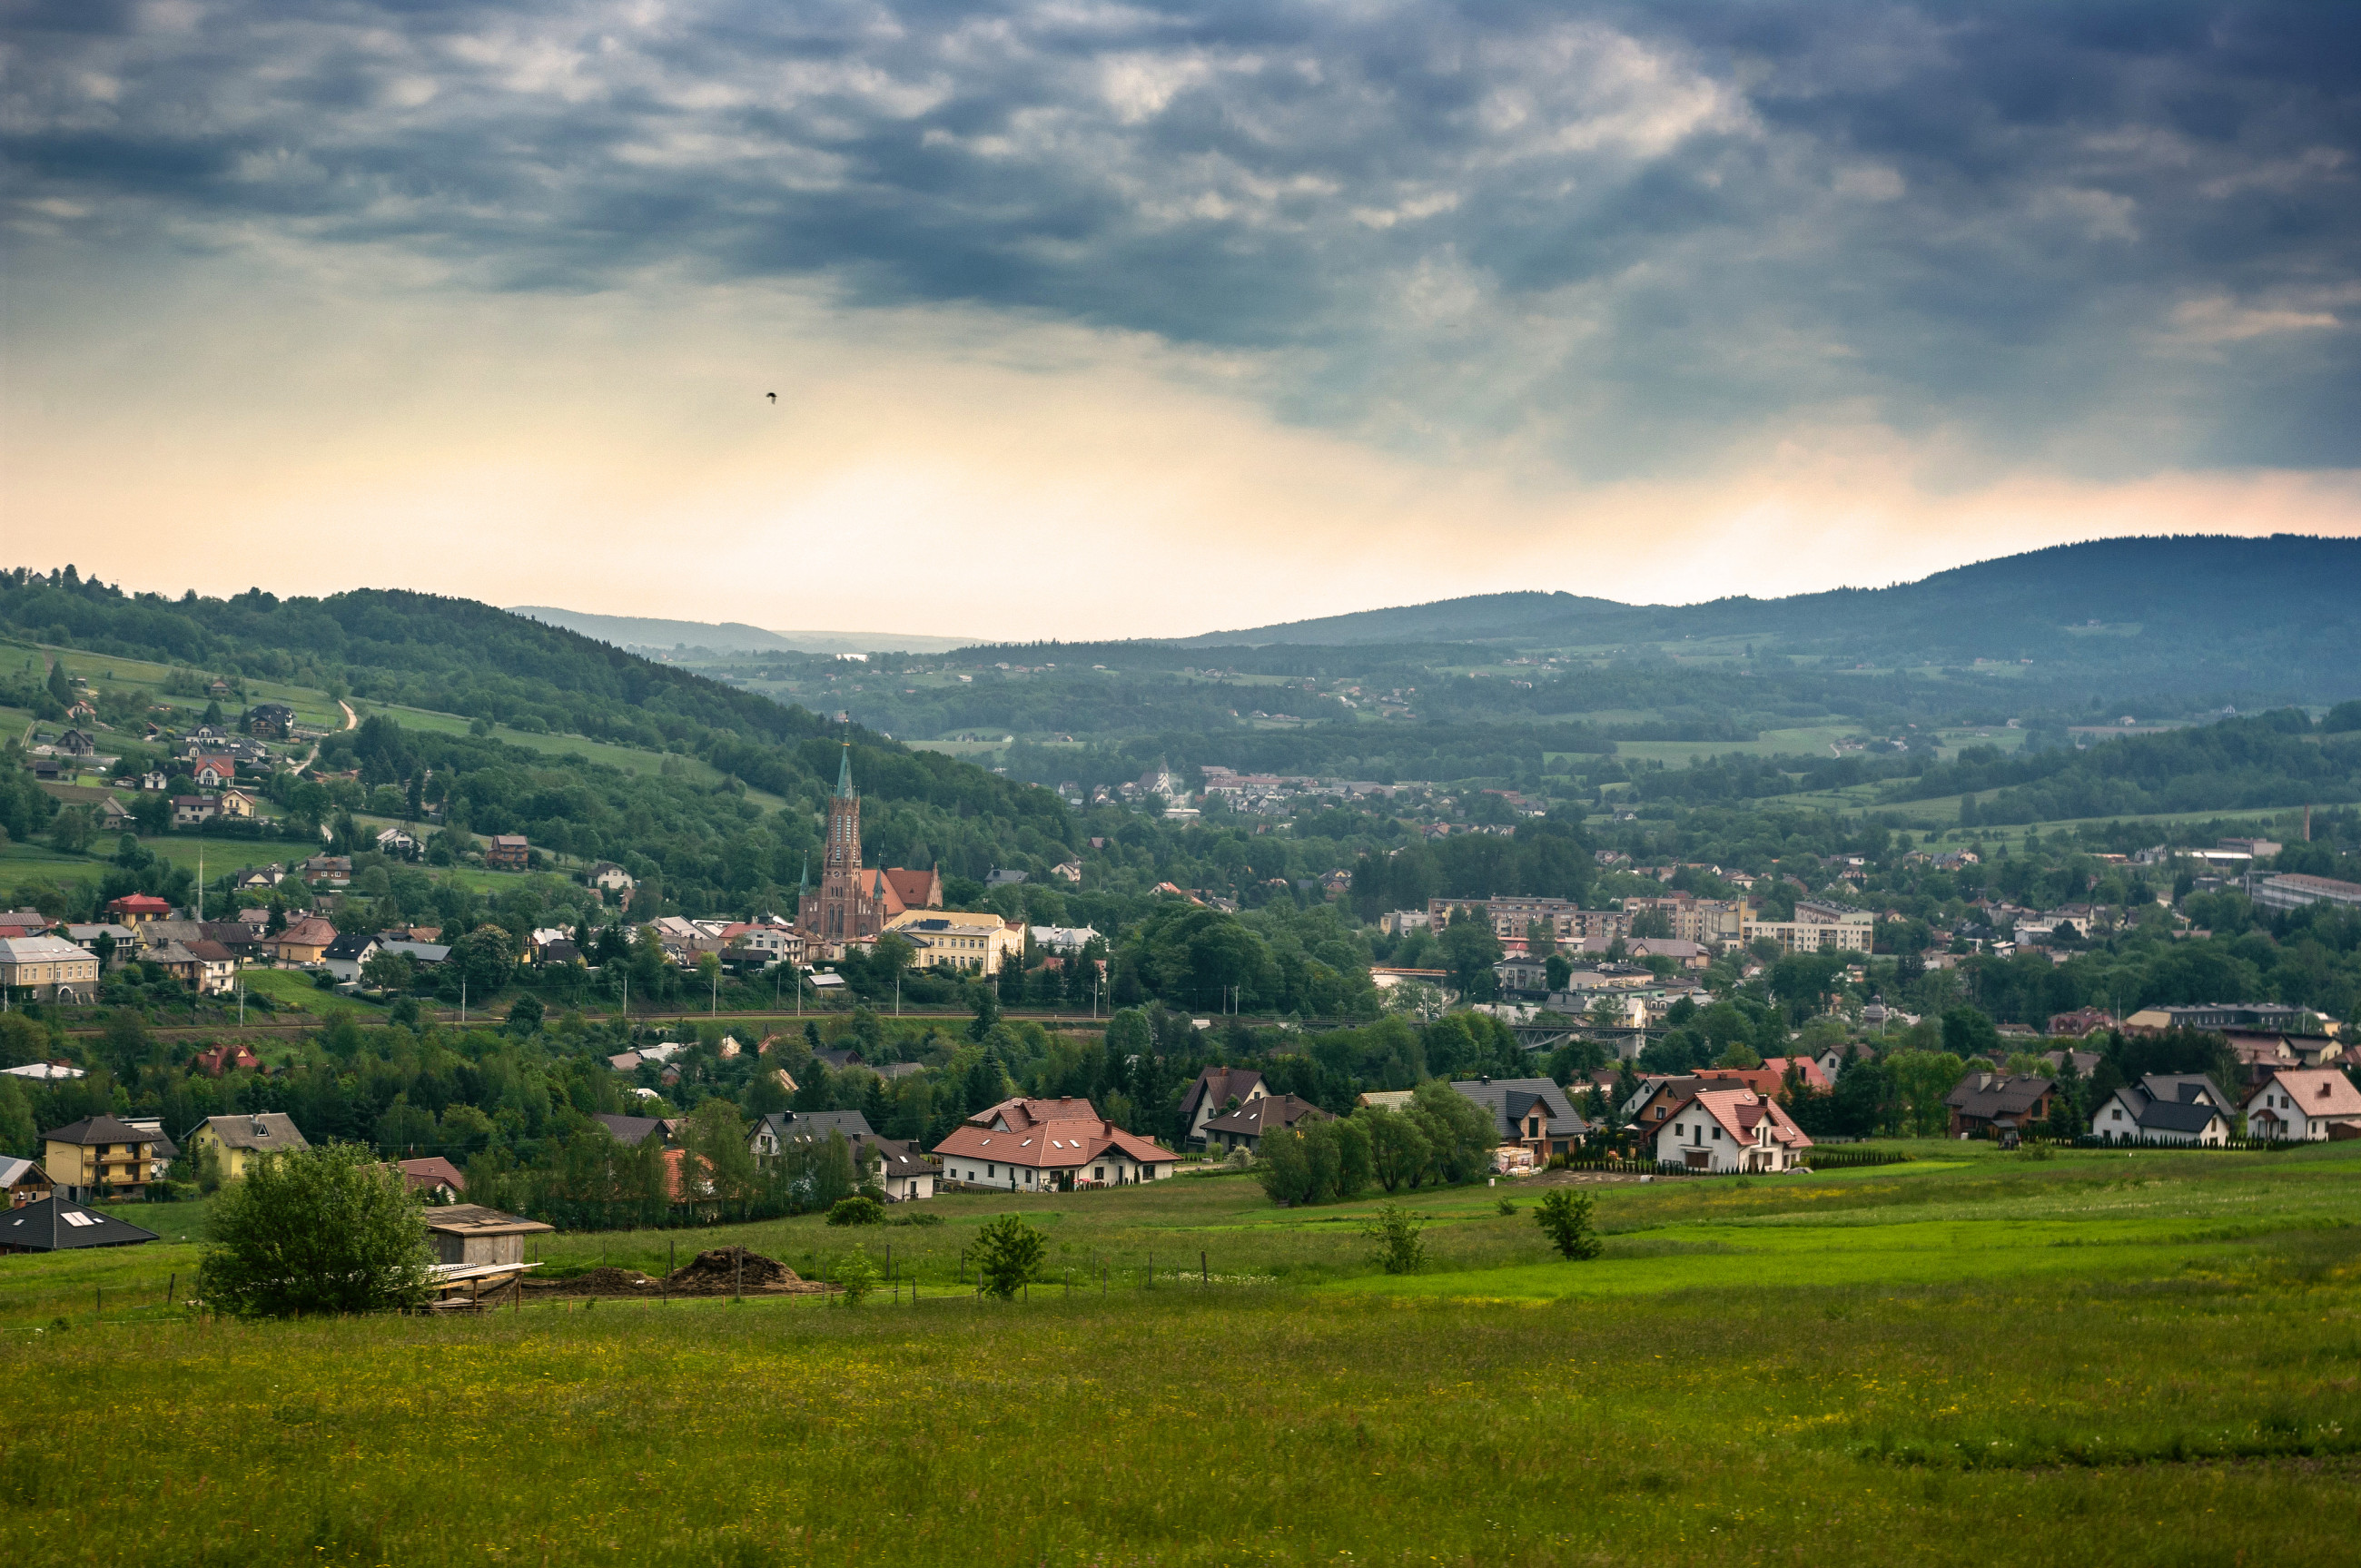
[{"left": 5, "top": 1141, "right": 2359, "bottom": 1564}]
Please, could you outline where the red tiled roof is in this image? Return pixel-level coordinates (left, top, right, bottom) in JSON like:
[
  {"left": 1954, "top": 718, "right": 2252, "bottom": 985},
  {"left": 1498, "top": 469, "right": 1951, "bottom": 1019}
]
[
  {"left": 1659, "top": 1087, "right": 1813, "bottom": 1149},
  {"left": 934, "top": 1097, "right": 1178, "bottom": 1170}
]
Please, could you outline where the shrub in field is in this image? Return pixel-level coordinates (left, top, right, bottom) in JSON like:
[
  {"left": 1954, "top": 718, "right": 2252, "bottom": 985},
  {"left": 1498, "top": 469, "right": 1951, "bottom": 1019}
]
[
  {"left": 885, "top": 1208, "right": 943, "bottom": 1227},
  {"left": 1535, "top": 1188, "right": 1603, "bottom": 1260},
  {"left": 826, "top": 1195, "right": 884, "bottom": 1227},
  {"left": 970, "top": 1214, "right": 1046, "bottom": 1298},
  {"left": 197, "top": 1143, "right": 434, "bottom": 1317},
  {"left": 1255, "top": 1117, "right": 1373, "bottom": 1206},
  {"left": 835, "top": 1244, "right": 880, "bottom": 1305},
  {"left": 1363, "top": 1203, "right": 1426, "bottom": 1275}
]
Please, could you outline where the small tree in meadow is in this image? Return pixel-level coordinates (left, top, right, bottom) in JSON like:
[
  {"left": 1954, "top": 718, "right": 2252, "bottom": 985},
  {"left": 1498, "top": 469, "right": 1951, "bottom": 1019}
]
[
  {"left": 198, "top": 1143, "right": 434, "bottom": 1317},
  {"left": 835, "top": 1244, "right": 880, "bottom": 1305},
  {"left": 1363, "top": 1203, "right": 1426, "bottom": 1275},
  {"left": 970, "top": 1213, "right": 1045, "bottom": 1298},
  {"left": 1535, "top": 1188, "right": 1604, "bottom": 1260}
]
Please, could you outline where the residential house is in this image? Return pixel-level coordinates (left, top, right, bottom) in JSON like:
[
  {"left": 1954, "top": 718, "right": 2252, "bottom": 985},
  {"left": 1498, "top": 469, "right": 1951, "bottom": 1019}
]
[
  {"left": 243, "top": 702, "right": 296, "bottom": 738},
  {"left": 42, "top": 1114, "right": 166, "bottom": 1198},
  {"left": 63, "top": 923, "right": 138, "bottom": 968},
  {"left": 589, "top": 861, "right": 637, "bottom": 894},
  {"left": 1051, "top": 859, "right": 1083, "bottom": 883},
  {"left": 1493, "top": 955, "right": 1554, "bottom": 992},
  {"left": 153, "top": 938, "right": 238, "bottom": 995},
  {"left": 1649, "top": 1088, "right": 1813, "bottom": 1173},
  {"left": 932, "top": 1096, "right": 1179, "bottom": 1191},
  {"left": 0, "top": 934, "right": 101, "bottom": 1002},
  {"left": 2040, "top": 1048, "right": 2104, "bottom": 1081},
  {"left": 375, "top": 938, "right": 450, "bottom": 969},
  {"left": 106, "top": 893, "right": 172, "bottom": 925},
  {"left": 272, "top": 916, "right": 341, "bottom": 965},
  {"left": 296, "top": 854, "right": 352, "bottom": 887},
  {"left": 2243, "top": 1069, "right": 2361, "bottom": 1142},
  {"left": 321, "top": 932, "right": 381, "bottom": 982},
  {"left": 864, "top": 1137, "right": 938, "bottom": 1201},
  {"left": 1179, "top": 1066, "right": 1267, "bottom": 1148},
  {"left": 191, "top": 755, "right": 237, "bottom": 790},
  {"left": 0, "top": 1198, "right": 160, "bottom": 1254},
  {"left": 1757, "top": 1057, "right": 1832, "bottom": 1093},
  {"left": 189, "top": 1113, "right": 311, "bottom": 1178},
  {"left": 2091, "top": 1075, "right": 2235, "bottom": 1146},
  {"left": 485, "top": 834, "right": 530, "bottom": 870},
  {"left": 1451, "top": 1077, "right": 1592, "bottom": 1159},
  {"left": 2048, "top": 1007, "right": 2118, "bottom": 1037},
  {"left": 54, "top": 727, "right": 97, "bottom": 757},
  {"left": 1028, "top": 924, "right": 1101, "bottom": 953},
  {"left": 812, "top": 1048, "right": 864, "bottom": 1072},
  {"left": 1200, "top": 1094, "right": 1331, "bottom": 1155},
  {"left": 171, "top": 794, "right": 221, "bottom": 827},
  {"left": 747, "top": 1109, "right": 875, "bottom": 1156},
  {"left": 0, "top": 909, "right": 51, "bottom": 938},
  {"left": 375, "top": 826, "right": 421, "bottom": 856},
  {"left": 192, "top": 1042, "right": 261, "bottom": 1077},
  {"left": 2, "top": 1156, "right": 54, "bottom": 1207},
  {"left": 218, "top": 788, "right": 260, "bottom": 820},
  {"left": 421, "top": 1204, "right": 553, "bottom": 1267},
  {"left": 399, "top": 1157, "right": 468, "bottom": 1202},
  {"left": 984, "top": 868, "right": 1028, "bottom": 887},
  {"left": 592, "top": 1112, "right": 676, "bottom": 1147},
  {"left": 234, "top": 867, "right": 285, "bottom": 892},
  {"left": 1943, "top": 1073, "right": 2057, "bottom": 1139}
]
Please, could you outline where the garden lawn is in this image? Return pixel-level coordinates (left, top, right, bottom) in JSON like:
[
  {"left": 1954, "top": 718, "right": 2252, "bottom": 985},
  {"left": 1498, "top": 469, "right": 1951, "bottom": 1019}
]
[{"left": 5, "top": 1143, "right": 2357, "bottom": 1565}]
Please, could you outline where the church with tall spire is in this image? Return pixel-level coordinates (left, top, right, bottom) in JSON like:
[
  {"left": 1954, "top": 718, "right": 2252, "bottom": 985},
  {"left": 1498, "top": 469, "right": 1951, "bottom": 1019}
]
[{"left": 795, "top": 741, "right": 944, "bottom": 952}]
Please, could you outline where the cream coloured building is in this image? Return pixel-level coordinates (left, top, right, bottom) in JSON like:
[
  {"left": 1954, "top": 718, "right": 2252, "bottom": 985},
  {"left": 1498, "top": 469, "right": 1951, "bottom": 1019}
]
[
  {"left": 0, "top": 934, "right": 100, "bottom": 1002},
  {"left": 884, "top": 910, "right": 1024, "bottom": 977}
]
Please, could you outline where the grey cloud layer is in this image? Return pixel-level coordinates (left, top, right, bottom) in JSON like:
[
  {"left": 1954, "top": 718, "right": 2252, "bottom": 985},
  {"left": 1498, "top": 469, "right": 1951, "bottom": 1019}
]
[{"left": 5, "top": 0, "right": 2356, "bottom": 475}]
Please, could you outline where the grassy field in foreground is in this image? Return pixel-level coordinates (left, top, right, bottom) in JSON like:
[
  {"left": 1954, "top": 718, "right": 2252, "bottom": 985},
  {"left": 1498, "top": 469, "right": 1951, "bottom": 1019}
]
[{"left": 5, "top": 1143, "right": 2358, "bottom": 1565}]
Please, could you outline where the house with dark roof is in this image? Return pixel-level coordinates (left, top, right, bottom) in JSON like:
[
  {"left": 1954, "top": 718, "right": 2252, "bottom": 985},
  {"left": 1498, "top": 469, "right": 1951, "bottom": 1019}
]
[
  {"left": 747, "top": 1109, "right": 875, "bottom": 1157},
  {"left": 0, "top": 1196, "right": 160, "bottom": 1253},
  {"left": 42, "top": 1113, "right": 165, "bottom": 1198},
  {"left": 1648, "top": 1087, "right": 1813, "bottom": 1173},
  {"left": 1450, "top": 1077, "right": 1592, "bottom": 1159},
  {"left": 1179, "top": 1066, "right": 1267, "bottom": 1148},
  {"left": 592, "top": 1113, "right": 676, "bottom": 1147},
  {"left": 933, "top": 1097, "right": 1177, "bottom": 1191},
  {"left": 1200, "top": 1093, "right": 1330, "bottom": 1155},
  {"left": 322, "top": 932, "right": 382, "bottom": 982},
  {"left": 2092, "top": 1074, "right": 2234, "bottom": 1146},
  {"left": 1944, "top": 1073, "right": 2056, "bottom": 1139}
]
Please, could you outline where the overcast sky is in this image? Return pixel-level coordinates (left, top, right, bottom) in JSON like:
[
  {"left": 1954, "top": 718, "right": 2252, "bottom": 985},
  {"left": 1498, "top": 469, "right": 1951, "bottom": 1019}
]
[{"left": 4, "top": 1, "right": 2356, "bottom": 638}]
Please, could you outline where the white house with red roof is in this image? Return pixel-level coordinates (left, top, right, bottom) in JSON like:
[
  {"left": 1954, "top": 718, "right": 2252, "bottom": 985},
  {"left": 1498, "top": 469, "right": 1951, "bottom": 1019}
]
[
  {"left": 2243, "top": 1069, "right": 2361, "bottom": 1142},
  {"left": 933, "top": 1096, "right": 1179, "bottom": 1192},
  {"left": 1649, "top": 1087, "right": 1813, "bottom": 1173},
  {"left": 191, "top": 755, "right": 237, "bottom": 790}
]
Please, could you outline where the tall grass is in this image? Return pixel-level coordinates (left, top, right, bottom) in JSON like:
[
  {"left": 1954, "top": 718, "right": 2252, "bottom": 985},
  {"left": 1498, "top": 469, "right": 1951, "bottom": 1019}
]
[{"left": 4, "top": 1141, "right": 2357, "bottom": 1564}]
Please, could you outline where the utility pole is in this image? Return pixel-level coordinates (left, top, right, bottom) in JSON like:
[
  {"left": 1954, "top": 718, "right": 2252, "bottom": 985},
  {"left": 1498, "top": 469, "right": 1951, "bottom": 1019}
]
[{"left": 459, "top": 976, "right": 467, "bottom": 1026}]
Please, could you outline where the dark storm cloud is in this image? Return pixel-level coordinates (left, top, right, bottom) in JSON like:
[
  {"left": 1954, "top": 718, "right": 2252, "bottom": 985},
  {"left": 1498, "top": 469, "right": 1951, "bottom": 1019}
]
[{"left": 5, "top": 0, "right": 2355, "bottom": 474}]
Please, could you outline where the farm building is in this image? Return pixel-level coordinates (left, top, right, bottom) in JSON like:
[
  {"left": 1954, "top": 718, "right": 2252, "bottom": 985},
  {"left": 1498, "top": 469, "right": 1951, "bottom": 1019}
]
[{"left": 421, "top": 1205, "right": 554, "bottom": 1267}]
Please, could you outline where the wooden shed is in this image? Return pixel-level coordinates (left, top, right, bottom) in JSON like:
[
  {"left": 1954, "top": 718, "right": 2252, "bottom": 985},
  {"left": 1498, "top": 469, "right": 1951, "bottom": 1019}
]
[{"left": 422, "top": 1204, "right": 554, "bottom": 1267}]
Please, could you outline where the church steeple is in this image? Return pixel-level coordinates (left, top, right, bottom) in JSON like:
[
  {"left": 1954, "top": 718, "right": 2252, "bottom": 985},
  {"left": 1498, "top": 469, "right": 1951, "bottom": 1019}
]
[{"left": 835, "top": 740, "right": 855, "bottom": 799}]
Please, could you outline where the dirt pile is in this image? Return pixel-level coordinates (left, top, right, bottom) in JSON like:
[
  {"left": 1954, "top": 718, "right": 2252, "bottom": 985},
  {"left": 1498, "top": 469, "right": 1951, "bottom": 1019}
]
[
  {"left": 523, "top": 1266, "right": 658, "bottom": 1297},
  {"left": 664, "top": 1246, "right": 833, "bottom": 1294}
]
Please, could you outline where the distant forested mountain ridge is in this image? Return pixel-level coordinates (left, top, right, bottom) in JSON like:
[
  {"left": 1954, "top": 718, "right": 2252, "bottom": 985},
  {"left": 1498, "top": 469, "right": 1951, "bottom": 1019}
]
[
  {"left": 1176, "top": 535, "right": 2361, "bottom": 698},
  {"left": 0, "top": 575, "right": 828, "bottom": 752}
]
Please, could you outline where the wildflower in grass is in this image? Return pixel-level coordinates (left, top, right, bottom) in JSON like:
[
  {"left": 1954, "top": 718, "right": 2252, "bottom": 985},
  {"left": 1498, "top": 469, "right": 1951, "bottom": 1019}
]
[
  {"left": 1363, "top": 1204, "right": 1426, "bottom": 1275},
  {"left": 1535, "top": 1189, "right": 1603, "bottom": 1260}
]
